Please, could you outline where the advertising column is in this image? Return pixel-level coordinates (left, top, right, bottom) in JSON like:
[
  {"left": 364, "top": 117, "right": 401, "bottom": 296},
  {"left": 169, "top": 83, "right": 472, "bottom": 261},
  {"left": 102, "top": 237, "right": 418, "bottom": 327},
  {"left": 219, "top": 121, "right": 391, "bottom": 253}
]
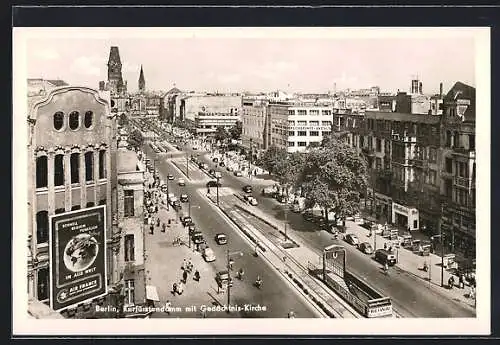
[{"left": 49, "top": 205, "right": 107, "bottom": 311}]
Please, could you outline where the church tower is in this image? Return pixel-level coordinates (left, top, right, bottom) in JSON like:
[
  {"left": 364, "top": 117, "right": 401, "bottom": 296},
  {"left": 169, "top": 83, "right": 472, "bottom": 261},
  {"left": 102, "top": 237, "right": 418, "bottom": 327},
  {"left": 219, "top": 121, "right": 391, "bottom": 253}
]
[
  {"left": 107, "top": 46, "right": 126, "bottom": 95},
  {"left": 138, "top": 65, "right": 146, "bottom": 93}
]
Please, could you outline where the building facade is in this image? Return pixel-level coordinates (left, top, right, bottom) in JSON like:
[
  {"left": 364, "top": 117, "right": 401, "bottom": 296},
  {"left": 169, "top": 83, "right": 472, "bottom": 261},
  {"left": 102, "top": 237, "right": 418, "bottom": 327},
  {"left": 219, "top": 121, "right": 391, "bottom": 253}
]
[
  {"left": 179, "top": 94, "right": 242, "bottom": 122},
  {"left": 335, "top": 81, "right": 476, "bottom": 261},
  {"left": 241, "top": 98, "right": 268, "bottom": 150},
  {"left": 27, "top": 86, "right": 119, "bottom": 315},
  {"left": 116, "top": 143, "right": 146, "bottom": 307}
]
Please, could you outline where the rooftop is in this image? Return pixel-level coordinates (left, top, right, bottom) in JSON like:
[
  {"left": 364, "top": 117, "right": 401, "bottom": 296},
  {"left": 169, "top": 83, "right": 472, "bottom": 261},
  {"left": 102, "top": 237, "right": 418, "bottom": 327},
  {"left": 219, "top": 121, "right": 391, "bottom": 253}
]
[
  {"left": 365, "top": 111, "right": 441, "bottom": 124},
  {"left": 117, "top": 149, "right": 139, "bottom": 173}
]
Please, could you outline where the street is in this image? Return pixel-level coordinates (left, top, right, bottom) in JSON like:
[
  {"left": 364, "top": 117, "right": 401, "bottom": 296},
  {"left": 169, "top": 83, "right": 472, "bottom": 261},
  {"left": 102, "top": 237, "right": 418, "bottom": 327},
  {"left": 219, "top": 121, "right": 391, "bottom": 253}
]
[
  {"left": 143, "top": 144, "right": 318, "bottom": 318},
  {"left": 174, "top": 142, "right": 475, "bottom": 318}
]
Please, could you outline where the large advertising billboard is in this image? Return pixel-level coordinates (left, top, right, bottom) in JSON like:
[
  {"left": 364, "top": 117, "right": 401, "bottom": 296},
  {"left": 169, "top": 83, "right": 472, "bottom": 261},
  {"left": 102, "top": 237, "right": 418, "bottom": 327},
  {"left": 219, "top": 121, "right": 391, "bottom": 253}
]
[{"left": 49, "top": 205, "right": 107, "bottom": 311}]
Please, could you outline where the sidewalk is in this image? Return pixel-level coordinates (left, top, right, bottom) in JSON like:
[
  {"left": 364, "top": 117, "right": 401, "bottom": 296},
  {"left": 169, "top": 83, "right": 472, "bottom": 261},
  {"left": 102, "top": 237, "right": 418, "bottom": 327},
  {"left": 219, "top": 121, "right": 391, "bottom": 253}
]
[{"left": 343, "top": 221, "right": 477, "bottom": 310}]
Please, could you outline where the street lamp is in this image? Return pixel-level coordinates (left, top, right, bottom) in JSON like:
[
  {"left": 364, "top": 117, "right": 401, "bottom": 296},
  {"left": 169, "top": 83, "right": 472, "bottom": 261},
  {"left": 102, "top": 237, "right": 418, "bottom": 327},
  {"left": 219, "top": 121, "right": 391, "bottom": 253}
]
[
  {"left": 185, "top": 152, "right": 189, "bottom": 179},
  {"left": 323, "top": 244, "right": 347, "bottom": 281},
  {"left": 226, "top": 250, "right": 244, "bottom": 312},
  {"left": 249, "top": 138, "right": 253, "bottom": 179},
  {"left": 283, "top": 183, "right": 289, "bottom": 242}
]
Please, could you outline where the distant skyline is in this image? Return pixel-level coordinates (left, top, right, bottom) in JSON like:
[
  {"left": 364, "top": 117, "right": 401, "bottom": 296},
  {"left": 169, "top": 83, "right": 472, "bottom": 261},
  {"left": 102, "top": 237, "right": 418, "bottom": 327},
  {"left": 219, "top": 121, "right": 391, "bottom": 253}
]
[{"left": 19, "top": 28, "right": 480, "bottom": 95}]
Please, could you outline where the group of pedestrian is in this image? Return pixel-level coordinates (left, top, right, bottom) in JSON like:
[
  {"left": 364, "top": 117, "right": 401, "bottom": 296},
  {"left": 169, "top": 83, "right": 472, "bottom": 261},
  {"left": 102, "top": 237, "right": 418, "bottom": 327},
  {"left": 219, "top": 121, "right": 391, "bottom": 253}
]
[{"left": 172, "top": 258, "right": 200, "bottom": 295}]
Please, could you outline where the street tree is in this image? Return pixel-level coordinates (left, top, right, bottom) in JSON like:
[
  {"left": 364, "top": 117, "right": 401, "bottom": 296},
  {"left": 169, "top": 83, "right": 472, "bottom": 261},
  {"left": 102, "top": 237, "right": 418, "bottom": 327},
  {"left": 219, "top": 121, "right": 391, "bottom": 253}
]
[
  {"left": 128, "top": 129, "right": 144, "bottom": 150},
  {"left": 118, "top": 113, "right": 129, "bottom": 127},
  {"left": 300, "top": 133, "right": 368, "bottom": 225},
  {"left": 214, "top": 126, "right": 230, "bottom": 143},
  {"left": 229, "top": 121, "right": 243, "bottom": 140},
  {"left": 256, "top": 145, "right": 288, "bottom": 176}
]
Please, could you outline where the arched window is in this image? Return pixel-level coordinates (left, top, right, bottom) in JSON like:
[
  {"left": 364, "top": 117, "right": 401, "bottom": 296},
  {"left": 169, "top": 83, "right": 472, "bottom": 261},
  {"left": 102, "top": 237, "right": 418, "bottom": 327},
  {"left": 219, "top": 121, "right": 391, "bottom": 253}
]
[
  {"left": 99, "top": 150, "right": 106, "bottom": 179},
  {"left": 69, "top": 111, "right": 80, "bottom": 130},
  {"left": 36, "top": 156, "right": 48, "bottom": 188},
  {"left": 70, "top": 153, "right": 80, "bottom": 183},
  {"left": 54, "top": 154, "right": 64, "bottom": 186},
  {"left": 36, "top": 211, "right": 49, "bottom": 244},
  {"left": 85, "top": 151, "right": 94, "bottom": 181},
  {"left": 53, "top": 112, "right": 64, "bottom": 130},
  {"left": 84, "top": 111, "right": 93, "bottom": 128}
]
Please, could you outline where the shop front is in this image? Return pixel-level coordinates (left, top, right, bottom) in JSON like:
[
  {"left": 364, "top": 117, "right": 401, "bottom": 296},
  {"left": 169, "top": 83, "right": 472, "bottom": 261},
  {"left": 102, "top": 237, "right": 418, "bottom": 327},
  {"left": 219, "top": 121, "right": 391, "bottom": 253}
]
[
  {"left": 374, "top": 192, "right": 392, "bottom": 222},
  {"left": 391, "top": 202, "right": 419, "bottom": 231}
]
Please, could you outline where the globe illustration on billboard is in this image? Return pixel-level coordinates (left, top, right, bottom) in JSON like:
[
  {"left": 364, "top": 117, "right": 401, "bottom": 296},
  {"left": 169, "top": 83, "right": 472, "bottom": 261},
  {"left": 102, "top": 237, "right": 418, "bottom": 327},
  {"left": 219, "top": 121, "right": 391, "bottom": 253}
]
[{"left": 63, "top": 233, "right": 99, "bottom": 272}]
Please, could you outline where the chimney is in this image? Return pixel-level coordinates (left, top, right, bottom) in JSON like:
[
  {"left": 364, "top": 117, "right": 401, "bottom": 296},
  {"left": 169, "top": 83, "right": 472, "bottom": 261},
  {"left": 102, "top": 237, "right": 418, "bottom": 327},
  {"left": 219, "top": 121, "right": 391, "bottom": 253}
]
[{"left": 439, "top": 82, "right": 443, "bottom": 97}]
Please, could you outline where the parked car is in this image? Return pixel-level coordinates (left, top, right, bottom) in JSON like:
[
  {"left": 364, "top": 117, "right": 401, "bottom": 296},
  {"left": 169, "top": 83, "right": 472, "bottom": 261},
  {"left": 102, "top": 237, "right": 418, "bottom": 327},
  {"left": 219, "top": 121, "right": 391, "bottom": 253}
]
[
  {"left": 209, "top": 169, "right": 216, "bottom": 176},
  {"left": 358, "top": 242, "right": 374, "bottom": 255},
  {"left": 181, "top": 216, "right": 193, "bottom": 226},
  {"left": 167, "top": 174, "right": 174, "bottom": 180},
  {"left": 233, "top": 170, "right": 243, "bottom": 177},
  {"left": 226, "top": 166, "right": 234, "bottom": 172},
  {"left": 219, "top": 161, "right": 225, "bottom": 167},
  {"left": 172, "top": 200, "right": 182, "bottom": 210},
  {"left": 202, "top": 247, "right": 216, "bottom": 262},
  {"left": 191, "top": 231, "right": 204, "bottom": 245},
  {"left": 344, "top": 234, "right": 360, "bottom": 246},
  {"left": 188, "top": 224, "right": 196, "bottom": 236},
  {"left": 215, "top": 233, "right": 228, "bottom": 245},
  {"left": 212, "top": 157, "right": 219, "bottom": 163},
  {"left": 243, "top": 185, "right": 253, "bottom": 193},
  {"left": 247, "top": 196, "right": 258, "bottom": 206},
  {"left": 180, "top": 194, "right": 189, "bottom": 203},
  {"left": 216, "top": 270, "right": 233, "bottom": 287},
  {"left": 374, "top": 249, "right": 397, "bottom": 266}
]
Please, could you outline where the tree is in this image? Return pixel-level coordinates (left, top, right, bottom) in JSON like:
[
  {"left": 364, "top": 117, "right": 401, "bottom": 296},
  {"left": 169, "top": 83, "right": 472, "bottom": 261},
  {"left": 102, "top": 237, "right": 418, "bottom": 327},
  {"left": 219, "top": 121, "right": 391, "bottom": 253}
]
[
  {"left": 214, "top": 126, "right": 230, "bottom": 143},
  {"left": 118, "top": 113, "right": 129, "bottom": 127},
  {"left": 229, "top": 121, "right": 243, "bottom": 140},
  {"left": 300, "top": 134, "right": 368, "bottom": 224},
  {"left": 128, "top": 129, "right": 144, "bottom": 150},
  {"left": 256, "top": 145, "right": 288, "bottom": 176}
]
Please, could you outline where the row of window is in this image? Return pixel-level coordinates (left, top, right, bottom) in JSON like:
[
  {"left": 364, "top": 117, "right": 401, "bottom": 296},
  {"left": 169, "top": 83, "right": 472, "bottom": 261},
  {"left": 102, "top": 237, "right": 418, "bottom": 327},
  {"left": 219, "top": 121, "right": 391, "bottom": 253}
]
[
  {"left": 288, "top": 131, "right": 326, "bottom": 137},
  {"left": 288, "top": 120, "right": 332, "bottom": 127},
  {"left": 35, "top": 200, "right": 105, "bottom": 244},
  {"left": 36, "top": 150, "right": 106, "bottom": 188},
  {"left": 288, "top": 141, "right": 315, "bottom": 147},
  {"left": 288, "top": 109, "right": 332, "bottom": 116},
  {"left": 53, "top": 111, "right": 94, "bottom": 131}
]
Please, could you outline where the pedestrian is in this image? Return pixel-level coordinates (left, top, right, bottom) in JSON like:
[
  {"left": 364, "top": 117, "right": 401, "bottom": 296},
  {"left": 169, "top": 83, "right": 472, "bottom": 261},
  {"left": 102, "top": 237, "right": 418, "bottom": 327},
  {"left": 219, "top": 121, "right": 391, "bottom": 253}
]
[
  {"left": 150, "top": 224, "right": 154, "bottom": 235},
  {"left": 157, "top": 218, "right": 161, "bottom": 227},
  {"left": 182, "top": 270, "right": 188, "bottom": 283},
  {"left": 162, "top": 223, "right": 166, "bottom": 233},
  {"left": 172, "top": 283, "right": 177, "bottom": 295},
  {"left": 165, "top": 300, "right": 171, "bottom": 315},
  {"left": 459, "top": 274, "right": 465, "bottom": 289},
  {"left": 181, "top": 258, "right": 187, "bottom": 271}
]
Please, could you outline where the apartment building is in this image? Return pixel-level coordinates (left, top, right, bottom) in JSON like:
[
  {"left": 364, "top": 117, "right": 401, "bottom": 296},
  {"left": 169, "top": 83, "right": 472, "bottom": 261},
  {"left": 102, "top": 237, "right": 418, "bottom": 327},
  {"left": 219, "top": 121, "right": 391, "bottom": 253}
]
[
  {"left": 335, "top": 81, "right": 476, "bottom": 259},
  {"left": 241, "top": 98, "right": 268, "bottom": 150}
]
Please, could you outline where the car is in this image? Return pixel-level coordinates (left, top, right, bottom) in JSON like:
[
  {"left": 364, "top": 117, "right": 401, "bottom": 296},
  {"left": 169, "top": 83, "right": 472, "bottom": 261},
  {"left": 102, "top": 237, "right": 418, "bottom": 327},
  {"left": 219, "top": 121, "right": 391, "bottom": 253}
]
[
  {"left": 216, "top": 270, "right": 233, "bottom": 287},
  {"left": 160, "top": 184, "right": 168, "bottom": 193},
  {"left": 248, "top": 196, "right": 258, "bottom": 206},
  {"left": 178, "top": 178, "right": 186, "bottom": 186},
  {"left": 167, "top": 174, "right": 174, "bottom": 180},
  {"left": 192, "top": 147, "right": 198, "bottom": 150},
  {"left": 209, "top": 169, "right": 216, "bottom": 176},
  {"left": 181, "top": 216, "right": 192, "bottom": 226},
  {"left": 175, "top": 145, "right": 181, "bottom": 150},
  {"left": 188, "top": 224, "right": 196, "bottom": 235},
  {"left": 215, "top": 233, "right": 228, "bottom": 245},
  {"left": 233, "top": 170, "right": 243, "bottom": 177},
  {"left": 242, "top": 194, "right": 251, "bottom": 202},
  {"left": 374, "top": 249, "right": 397, "bottom": 266},
  {"left": 358, "top": 242, "right": 374, "bottom": 255},
  {"left": 243, "top": 185, "right": 253, "bottom": 193},
  {"left": 206, "top": 180, "right": 222, "bottom": 188},
  {"left": 226, "top": 166, "right": 233, "bottom": 172},
  {"left": 344, "top": 234, "right": 360, "bottom": 246},
  {"left": 172, "top": 200, "right": 182, "bottom": 210},
  {"left": 202, "top": 247, "right": 216, "bottom": 262},
  {"left": 212, "top": 157, "right": 219, "bottom": 163},
  {"left": 180, "top": 194, "right": 189, "bottom": 203},
  {"left": 219, "top": 161, "right": 225, "bottom": 167},
  {"left": 191, "top": 231, "right": 204, "bottom": 244},
  {"left": 303, "top": 211, "right": 314, "bottom": 221}
]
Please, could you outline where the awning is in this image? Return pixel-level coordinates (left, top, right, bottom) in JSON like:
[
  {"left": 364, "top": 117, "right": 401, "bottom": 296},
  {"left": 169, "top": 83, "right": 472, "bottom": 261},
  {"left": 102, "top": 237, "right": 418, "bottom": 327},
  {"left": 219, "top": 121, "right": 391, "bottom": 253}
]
[{"left": 146, "top": 285, "right": 160, "bottom": 301}]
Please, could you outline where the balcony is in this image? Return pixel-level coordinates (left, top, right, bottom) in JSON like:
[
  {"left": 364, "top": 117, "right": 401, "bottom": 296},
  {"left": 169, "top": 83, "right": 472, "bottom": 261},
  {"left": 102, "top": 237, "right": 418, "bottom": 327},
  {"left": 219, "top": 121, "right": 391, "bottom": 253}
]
[
  {"left": 454, "top": 176, "right": 476, "bottom": 189},
  {"left": 452, "top": 147, "right": 476, "bottom": 159}
]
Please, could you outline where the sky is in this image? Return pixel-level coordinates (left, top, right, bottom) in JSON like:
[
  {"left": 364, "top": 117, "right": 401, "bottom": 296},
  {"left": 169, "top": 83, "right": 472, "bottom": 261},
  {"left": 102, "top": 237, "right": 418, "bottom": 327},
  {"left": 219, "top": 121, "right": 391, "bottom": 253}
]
[{"left": 20, "top": 28, "right": 480, "bottom": 95}]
